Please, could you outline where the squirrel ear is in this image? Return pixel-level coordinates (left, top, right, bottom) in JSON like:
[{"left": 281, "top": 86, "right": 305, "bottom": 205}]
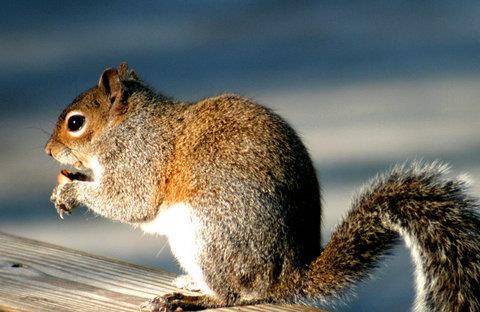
[
  {"left": 117, "top": 62, "right": 130, "bottom": 80},
  {"left": 117, "top": 62, "right": 140, "bottom": 81},
  {"left": 98, "top": 68, "right": 124, "bottom": 107}
]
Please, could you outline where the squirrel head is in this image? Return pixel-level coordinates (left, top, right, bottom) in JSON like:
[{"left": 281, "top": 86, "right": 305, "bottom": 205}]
[{"left": 45, "top": 62, "right": 139, "bottom": 169}]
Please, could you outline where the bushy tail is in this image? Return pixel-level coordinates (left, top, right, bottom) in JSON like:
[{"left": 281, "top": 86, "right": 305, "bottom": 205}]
[{"left": 304, "top": 162, "right": 480, "bottom": 311}]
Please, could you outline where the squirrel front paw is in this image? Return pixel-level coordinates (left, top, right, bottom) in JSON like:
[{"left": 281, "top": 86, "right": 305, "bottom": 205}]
[{"left": 50, "top": 182, "right": 80, "bottom": 219}]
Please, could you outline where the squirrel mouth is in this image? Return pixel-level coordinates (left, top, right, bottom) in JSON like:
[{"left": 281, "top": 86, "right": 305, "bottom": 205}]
[{"left": 57, "top": 168, "right": 93, "bottom": 184}]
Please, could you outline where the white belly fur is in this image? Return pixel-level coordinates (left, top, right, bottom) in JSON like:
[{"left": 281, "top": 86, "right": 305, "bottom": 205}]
[{"left": 141, "top": 202, "right": 212, "bottom": 295}]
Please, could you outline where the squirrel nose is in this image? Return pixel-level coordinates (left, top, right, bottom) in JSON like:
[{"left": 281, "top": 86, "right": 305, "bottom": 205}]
[{"left": 45, "top": 141, "right": 53, "bottom": 156}]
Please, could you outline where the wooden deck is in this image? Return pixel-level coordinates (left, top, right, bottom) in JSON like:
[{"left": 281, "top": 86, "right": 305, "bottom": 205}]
[{"left": 0, "top": 232, "right": 325, "bottom": 312}]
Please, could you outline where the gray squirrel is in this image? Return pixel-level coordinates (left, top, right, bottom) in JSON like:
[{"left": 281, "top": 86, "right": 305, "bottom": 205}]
[{"left": 45, "top": 63, "right": 480, "bottom": 312}]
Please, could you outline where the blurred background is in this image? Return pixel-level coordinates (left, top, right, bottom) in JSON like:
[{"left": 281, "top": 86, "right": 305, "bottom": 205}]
[{"left": 1, "top": 1, "right": 479, "bottom": 311}]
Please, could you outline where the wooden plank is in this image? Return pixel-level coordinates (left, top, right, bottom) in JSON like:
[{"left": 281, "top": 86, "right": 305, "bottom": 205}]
[{"left": 0, "top": 232, "right": 324, "bottom": 312}]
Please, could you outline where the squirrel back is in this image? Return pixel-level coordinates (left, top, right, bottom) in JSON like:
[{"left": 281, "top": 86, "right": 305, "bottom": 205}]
[{"left": 46, "top": 63, "right": 480, "bottom": 312}]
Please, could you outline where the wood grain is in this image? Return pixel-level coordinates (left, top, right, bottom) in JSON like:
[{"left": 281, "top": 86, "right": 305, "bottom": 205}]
[{"left": 0, "top": 232, "right": 325, "bottom": 312}]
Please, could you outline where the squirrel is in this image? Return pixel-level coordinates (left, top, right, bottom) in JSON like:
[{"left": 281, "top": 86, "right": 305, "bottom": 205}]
[{"left": 45, "top": 63, "right": 480, "bottom": 312}]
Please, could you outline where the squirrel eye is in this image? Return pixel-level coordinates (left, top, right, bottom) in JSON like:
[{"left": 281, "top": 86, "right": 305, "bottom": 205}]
[{"left": 67, "top": 114, "right": 86, "bottom": 132}]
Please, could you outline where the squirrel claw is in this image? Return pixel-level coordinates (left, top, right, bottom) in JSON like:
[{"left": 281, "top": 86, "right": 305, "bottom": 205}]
[{"left": 57, "top": 205, "right": 71, "bottom": 219}]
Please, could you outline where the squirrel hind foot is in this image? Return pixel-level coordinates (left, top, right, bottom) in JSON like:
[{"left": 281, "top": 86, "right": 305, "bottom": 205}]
[
  {"left": 139, "top": 293, "right": 181, "bottom": 312},
  {"left": 140, "top": 293, "right": 224, "bottom": 312}
]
